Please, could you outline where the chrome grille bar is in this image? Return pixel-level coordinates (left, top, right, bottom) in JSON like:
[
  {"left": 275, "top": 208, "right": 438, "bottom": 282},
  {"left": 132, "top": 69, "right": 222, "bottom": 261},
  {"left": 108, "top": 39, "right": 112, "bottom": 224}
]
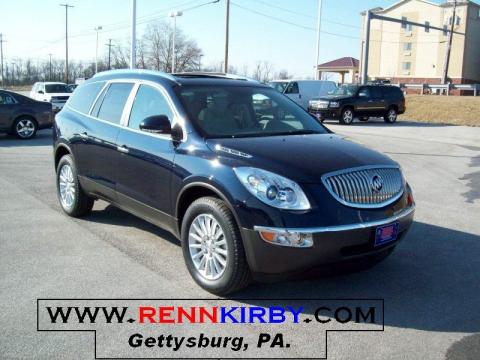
[{"left": 322, "top": 166, "right": 404, "bottom": 208}]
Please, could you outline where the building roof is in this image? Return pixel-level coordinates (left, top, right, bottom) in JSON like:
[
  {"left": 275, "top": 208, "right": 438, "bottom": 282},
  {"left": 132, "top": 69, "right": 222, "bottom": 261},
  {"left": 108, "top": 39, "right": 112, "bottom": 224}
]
[{"left": 317, "top": 57, "right": 359, "bottom": 69}]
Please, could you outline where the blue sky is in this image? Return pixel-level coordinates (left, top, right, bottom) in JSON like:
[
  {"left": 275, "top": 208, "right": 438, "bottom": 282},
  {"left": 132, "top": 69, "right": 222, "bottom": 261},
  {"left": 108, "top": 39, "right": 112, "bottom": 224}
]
[{"left": 1, "top": 0, "right": 479, "bottom": 77}]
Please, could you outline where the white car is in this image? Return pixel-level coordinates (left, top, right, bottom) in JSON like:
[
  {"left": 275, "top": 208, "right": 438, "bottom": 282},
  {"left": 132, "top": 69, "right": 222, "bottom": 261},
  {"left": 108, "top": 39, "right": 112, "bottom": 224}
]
[
  {"left": 30, "top": 82, "right": 72, "bottom": 112},
  {"left": 268, "top": 80, "right": 337, "bottom": 110}
]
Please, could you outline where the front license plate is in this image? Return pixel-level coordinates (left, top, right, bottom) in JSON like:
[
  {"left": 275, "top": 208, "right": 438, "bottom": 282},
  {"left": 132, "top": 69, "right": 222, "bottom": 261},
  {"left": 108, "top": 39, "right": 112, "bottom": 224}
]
[{"left": 374, "top": 222, "right": 399, "bottom": 247}]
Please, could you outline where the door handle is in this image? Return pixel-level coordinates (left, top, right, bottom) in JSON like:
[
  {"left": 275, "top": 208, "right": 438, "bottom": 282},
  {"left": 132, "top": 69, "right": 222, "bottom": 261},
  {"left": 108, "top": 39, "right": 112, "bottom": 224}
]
[{"left": 117, "top": 145, "right": 129, "bottom": 154}]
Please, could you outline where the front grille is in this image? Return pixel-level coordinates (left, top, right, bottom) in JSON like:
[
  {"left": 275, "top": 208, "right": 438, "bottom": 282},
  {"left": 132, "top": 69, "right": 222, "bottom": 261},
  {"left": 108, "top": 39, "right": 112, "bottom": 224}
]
[
  {"left": 310, "top": 100, "right": 329, "bottom": 110},
  {"left": 51, "top": 96, "right": 69, "bottom": 101},
  {"left": 322, "top": 166, "right": 404, "bottom": 208}
]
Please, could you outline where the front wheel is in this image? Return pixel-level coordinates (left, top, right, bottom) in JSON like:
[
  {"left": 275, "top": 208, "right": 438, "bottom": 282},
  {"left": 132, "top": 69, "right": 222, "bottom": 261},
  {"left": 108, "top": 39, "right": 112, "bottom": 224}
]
[
  {"left": 13, "top": 117, "right": 37, "bottom": 139},
  {"left": 56, "top": 154, "right": 94, "bottom": 217},
  {"left": 340, "top": 108, "right": 355, "bottom": 125},
  {"left": 181, "top": 197, "right": 251, "bottom": 295},
  {"left": 384, "top": 108, "right": 398, "bottom": 123}
]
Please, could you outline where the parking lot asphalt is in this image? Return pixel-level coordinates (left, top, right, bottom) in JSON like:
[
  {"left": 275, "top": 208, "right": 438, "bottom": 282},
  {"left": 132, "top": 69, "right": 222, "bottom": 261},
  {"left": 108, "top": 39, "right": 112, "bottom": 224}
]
[{"left": 0, "top": 119, "right": 479, "bottom": 359}]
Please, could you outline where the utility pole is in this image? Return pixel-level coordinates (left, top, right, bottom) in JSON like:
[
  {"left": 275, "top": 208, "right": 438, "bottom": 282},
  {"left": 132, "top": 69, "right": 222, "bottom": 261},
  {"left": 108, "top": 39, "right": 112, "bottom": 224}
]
[
  {"left": 361, "top": 10, "right": 372, "bottom": 84},
  {"left": 60, "top": 3, "right": 74, "bottom": 84},
  {"left": 48, "top": 53, "right": 53, "bottom": 81},
  {"left": 442, "top": 0, "right": 457, "bottom": 84},
  {"left": 106, "top": 39, "right": 113, "bottom": 70},
  {"left": 314, "top": 0, "right": 323, "bottom": 80},
  {"left": 130, "top": 0, "right": 136, "bottom": 69},
  {"left": 0, "top": 34, "right": 5, "bottom": 89},
  {"left": 10, "top": 62, "right": 15, "bottom": 87},
  {"left": 224, "top": 0, "right": 230, "bottom": 73},
  {"left": 94, "top": 26, "right": 102, "bottom": 74}
]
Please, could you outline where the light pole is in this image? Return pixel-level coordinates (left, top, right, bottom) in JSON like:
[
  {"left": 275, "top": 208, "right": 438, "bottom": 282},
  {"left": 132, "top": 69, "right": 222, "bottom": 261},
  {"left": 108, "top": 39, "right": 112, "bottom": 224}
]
[
  {"left": 314, "top": 0, "right": 323, "bottom": 80},
  {"left": 94, "top": 26, "right": 102, "bottom": 74},
  {"left": 48, "top": 53, "right": 53, "bottom": 80},
  {"left": 130, "top": 0, "right": 136, "bottom": 69},
  {"left": 60, "top": 3, "right": 74, "bottom": 84},
  {"left": 169, "top": 11, "right": 183, "bottom": 73}
]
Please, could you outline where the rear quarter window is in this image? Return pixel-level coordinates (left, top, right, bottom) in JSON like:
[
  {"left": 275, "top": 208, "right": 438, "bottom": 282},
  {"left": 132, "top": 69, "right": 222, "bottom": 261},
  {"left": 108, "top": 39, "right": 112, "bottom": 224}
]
[{"left": 68, "top": 81, "right": 106, "bottom": 114}]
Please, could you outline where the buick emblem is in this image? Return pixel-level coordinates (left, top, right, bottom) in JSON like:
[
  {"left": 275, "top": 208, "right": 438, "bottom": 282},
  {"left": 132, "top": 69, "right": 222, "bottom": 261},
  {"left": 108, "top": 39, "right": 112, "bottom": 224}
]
[{"left": 371, "top": 175, "right": 384, "bottom": 193}]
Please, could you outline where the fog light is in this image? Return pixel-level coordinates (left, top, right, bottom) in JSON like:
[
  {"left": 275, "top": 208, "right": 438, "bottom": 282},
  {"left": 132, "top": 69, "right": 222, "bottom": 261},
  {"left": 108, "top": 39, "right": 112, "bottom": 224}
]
[{"left": 259, "top": 230, "right": 313, "bottom": 248}]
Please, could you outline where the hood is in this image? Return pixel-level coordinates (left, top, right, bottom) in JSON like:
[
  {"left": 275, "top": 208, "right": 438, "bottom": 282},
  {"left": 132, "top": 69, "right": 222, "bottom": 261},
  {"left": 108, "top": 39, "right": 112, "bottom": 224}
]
[
  {"left": 206, "top": 134, "right": 396, "bottom": 183},
  {"left": 312, "top": 95, "right": 352, "bottom": 102}
]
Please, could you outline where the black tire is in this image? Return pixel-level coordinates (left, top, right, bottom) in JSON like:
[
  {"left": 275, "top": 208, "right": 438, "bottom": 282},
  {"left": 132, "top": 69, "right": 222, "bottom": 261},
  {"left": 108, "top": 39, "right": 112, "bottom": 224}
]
[
  {"left": 13, "top": 117, "right": 38, "bottom": 139},
  {"left": 359, "top": 117, "right": 369, "bottom": 122},
  {"left": 56, "top": 154, "right": 94, "bottom": 217},
  {"left": 384, "top": 107, "right": 398, "bottom": 123},
  {"left": 339, "top": 108, "right": 355, "bottom": 125},
  {"left": 181, "top": 197, "right": 251, "bottom": 295}
]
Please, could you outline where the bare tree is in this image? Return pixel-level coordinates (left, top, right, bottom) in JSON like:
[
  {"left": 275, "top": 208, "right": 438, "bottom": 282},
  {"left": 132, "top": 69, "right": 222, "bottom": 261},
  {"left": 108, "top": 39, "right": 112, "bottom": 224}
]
[
  {"left": 142, "top": 21, "right": 202, "bottom": 73},
  {"left": 251, "top": 61, "right": 274, "bottom": 83}
]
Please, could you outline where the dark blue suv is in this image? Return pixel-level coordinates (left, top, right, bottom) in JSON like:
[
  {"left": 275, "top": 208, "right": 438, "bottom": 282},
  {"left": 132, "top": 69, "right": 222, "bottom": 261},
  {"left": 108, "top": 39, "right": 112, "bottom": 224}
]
[{"left": 53, "top": 70, "right": 415, "bottom": 295}]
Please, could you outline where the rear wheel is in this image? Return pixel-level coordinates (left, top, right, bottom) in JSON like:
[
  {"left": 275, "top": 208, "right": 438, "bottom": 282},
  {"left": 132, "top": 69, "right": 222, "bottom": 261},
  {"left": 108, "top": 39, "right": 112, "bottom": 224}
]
[
  {"left": 181, "top": 197, "right": 251, "bottom": 295},
  {"left": 56, "top": 154, "right": 94, "bottom": 217},
  {"left": 384, "top": 107, "right": 398, "bottom": 123},
  {"left": 13, "top": 117, "right": 37, "bottom": 139},
  {"left": 340, "top": 108, "right": 354, "bottom": 125}
]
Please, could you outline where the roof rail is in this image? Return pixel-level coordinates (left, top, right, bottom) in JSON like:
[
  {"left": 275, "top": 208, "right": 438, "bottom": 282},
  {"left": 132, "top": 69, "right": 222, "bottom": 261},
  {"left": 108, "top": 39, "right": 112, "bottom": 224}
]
[
  {"left": 93, "top": 69, "right": 177, "bottom": 82},
  {"left": 172, "top": 72, "right": 260, "bottom": 83}
]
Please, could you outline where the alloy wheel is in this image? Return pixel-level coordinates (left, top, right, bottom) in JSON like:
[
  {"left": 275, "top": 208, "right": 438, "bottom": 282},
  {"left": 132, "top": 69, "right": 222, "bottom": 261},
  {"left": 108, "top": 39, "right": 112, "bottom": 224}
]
[
  {"left": 59, "top": 164, "right": 76, "bottom": 209},
  {"left": 16, "top": 119, "right": 35, "bottom": 138},
  {"left": 388, "top": 109, "right": 397, "bottom": 122},
  {"left": 188, "top": 214, "right": 228, "bottom": 281},
  {"left": 343, "top": 110, "right": 354, "bottom": 124}
]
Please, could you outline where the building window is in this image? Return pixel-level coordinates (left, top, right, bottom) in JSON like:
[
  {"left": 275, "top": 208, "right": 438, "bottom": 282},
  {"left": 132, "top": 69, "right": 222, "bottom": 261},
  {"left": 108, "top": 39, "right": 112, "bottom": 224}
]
[
  {"left": 402, "top": 17, "right": 413, "bottom": 32},
  {"left": 425, "top": 21, "right": 430, "bottom": 32},
  {"left": 456, "top": 16, "right": 461, "bottom": 26},
  {"left": 404, "top": 42, "right": 412, "bottom": 51},
  {"left": 402, "top": 62, "right": 411, "bottom": 71},
  {"left": 443, "top": 25, "right": 448, "bottom": 36}
]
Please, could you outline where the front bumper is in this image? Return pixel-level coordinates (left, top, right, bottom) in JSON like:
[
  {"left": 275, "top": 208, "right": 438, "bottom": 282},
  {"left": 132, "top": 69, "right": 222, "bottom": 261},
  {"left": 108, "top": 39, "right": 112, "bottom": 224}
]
[
  {"left": 308, "top": 107, "right": 341, "bottom": 120},
  {"left": 52, "top": 102, "right": 66, "bottom": 113},
  {"left": 241, "top": 205, "right": 415, "bottom": 276}
]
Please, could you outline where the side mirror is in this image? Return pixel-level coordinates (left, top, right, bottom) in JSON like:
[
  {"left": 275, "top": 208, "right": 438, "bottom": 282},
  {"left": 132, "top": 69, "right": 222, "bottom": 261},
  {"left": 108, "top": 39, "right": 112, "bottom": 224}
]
[
  {"left": 38, "top": 90, "right": 44, "bottom": 94},
  {"left": 171, "top": 123, "right": 184, "bottom": 143},
  {"left": 139, "top": 115, "right": 171, "bottom": 134}
]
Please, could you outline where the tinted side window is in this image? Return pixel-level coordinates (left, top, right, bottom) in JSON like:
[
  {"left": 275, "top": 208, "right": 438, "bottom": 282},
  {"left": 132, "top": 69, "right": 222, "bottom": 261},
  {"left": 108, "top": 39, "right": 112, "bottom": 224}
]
[
  {"left": 68, "top": 82, "right": 105, "bottom": 114},
  {"left": 0, "top": 93, "right": 16, "bottom": 104},
  {"left": 285, "top": 82, "right": 299, "bottom": 94},
  {"left": 358, "top": 87, "right": 371, "bottom": 98},
  {"left": 95, "top": 83, "right": 134, "bottom": 124},
  {"left": 128, "top": 85, "right": 173, "bottom": 130}
]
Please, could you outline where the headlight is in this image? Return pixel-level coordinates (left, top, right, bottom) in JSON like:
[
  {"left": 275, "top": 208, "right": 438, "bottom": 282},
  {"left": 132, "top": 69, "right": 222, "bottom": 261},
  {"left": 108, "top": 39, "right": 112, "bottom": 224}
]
[
  {"left": 233, "top": 167, "right": 311, "bottom": 210},
  {"left": 329, "top": 101, "right": 340, "bottom": 108}
]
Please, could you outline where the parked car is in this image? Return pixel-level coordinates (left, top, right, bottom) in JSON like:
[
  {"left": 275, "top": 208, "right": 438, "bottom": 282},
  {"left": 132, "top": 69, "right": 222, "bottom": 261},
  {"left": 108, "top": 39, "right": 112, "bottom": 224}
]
[
  {"left": 30, "top": 82, "right": 72, "bottom": 113},
  {"left": 0, "top": 90, "right": 53, "bottom": 139},
  {"left": 308, "top": 84, "right": 405, "bottom": 125},
  {"left": 268, "top": 80, "right": 337, "bottom": 110},
  {"left": 53, "top": 70, "right": 415, "bottom": 295}
]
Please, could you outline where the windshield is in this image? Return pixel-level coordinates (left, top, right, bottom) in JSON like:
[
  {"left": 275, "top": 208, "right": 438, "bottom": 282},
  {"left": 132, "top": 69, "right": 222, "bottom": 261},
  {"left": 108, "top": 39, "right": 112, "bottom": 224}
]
[
  {"left": 176, "top": 85, "right": 328, "bottom": 138},
  {"left": 332, "top": 84, "right": 358, "bottom": 96},
  {"left": 268, "top": 81, "right": 289, "bottom": 94},
  {"left": 45, "top": 84, "right": 71, "bottom": 93}
]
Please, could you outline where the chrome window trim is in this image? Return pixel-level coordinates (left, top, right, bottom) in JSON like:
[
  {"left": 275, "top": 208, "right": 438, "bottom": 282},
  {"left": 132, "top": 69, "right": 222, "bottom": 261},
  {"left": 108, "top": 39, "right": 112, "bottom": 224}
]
[
  {"left": 80, "top": 80, "right": 109, "bottom": 115},
  {"left": 321, "top": 165, "right": 405, "bottom": 209},
  {"left": 65, "top": 78, "right": 187, "bottom": 142},
  {"left": 254, "top": 205, "right": 415, "bottom": 235}
]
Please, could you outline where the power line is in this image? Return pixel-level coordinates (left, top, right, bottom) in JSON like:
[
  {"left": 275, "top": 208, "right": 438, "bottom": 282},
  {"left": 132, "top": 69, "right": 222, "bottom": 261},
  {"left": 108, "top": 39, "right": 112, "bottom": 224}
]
[{"left": 231, "top": 2, "right": 448, "bottom": 45}]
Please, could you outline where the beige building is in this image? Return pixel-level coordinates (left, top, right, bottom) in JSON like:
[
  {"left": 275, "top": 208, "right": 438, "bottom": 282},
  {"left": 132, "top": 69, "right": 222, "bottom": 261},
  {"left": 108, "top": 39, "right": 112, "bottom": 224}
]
[{"left": 360, "top": 0, "right": 480, "bottom": 84}]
